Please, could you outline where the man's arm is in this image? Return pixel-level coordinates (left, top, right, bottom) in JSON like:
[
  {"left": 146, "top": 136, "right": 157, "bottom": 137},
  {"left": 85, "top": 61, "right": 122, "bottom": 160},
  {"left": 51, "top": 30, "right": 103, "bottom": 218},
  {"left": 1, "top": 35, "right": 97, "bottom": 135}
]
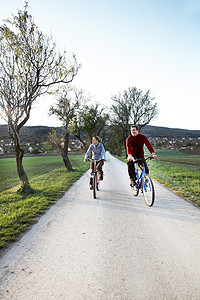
[
  {"left": 126, "top": 137, "right": 134, "bottom": 161},
  {"left": 144, "top": 136, "right": 157, "bottom": 159}
]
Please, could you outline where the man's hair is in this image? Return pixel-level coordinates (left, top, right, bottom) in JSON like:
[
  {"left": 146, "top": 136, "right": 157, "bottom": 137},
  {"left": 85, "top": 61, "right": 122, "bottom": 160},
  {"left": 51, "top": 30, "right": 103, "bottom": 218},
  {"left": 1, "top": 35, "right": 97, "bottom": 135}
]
[{"left": 131, "top": 124, "right": 139, "bottom": 131}]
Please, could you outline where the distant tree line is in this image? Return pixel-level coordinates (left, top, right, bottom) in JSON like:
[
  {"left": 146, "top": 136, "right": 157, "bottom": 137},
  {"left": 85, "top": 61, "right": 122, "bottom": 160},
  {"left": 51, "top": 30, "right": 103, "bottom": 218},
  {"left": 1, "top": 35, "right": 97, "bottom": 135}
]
[{"left": 0, "top": 4, "right": 158, "bottom": 190}]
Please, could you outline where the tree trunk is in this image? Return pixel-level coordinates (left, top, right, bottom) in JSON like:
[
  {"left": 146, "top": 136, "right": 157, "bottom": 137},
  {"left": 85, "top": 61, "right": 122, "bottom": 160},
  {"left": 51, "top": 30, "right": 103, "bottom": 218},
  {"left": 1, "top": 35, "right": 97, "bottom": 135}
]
[
  {"left": 14, "top": 139, "right": 29, "bottom": 185},
  {"left": 61, "top": 151, "right": 72, "bottom": 170},
  {"left": 63, "top": 128, "right": 72, "bottom": 171}
]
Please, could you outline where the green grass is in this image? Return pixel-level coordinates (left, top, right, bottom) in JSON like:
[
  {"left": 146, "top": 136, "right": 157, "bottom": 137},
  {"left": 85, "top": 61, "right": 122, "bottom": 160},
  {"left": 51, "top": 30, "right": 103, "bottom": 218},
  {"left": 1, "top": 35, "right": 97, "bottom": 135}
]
[
  {"left": 0, "top": 155, "right": 65, "bottom": 193},
  {"left": 0, "top": 155, "right": 89, "bottom": 248},
  {"left": 116, "top": 149, "right": 200, "bottom": 206}
]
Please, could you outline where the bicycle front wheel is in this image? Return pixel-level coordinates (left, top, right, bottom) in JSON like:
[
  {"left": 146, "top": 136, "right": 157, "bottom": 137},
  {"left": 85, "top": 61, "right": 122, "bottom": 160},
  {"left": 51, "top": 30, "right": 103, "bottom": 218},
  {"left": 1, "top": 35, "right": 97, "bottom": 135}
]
[
  {"left": 93, "top": 173, "right": 96, "bottom": 199},
  {"left": 96, "top": 173, "right": 100, "bottom": 191},
  {"left": 142, "top": 175, "right": 155, "bottom": 207}
]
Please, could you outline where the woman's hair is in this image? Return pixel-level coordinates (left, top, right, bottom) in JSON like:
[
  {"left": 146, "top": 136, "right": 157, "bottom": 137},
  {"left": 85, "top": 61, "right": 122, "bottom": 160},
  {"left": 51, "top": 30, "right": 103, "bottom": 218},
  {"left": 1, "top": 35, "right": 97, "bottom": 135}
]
[{"left": 92, "top": 136, "right": 102, "bottom": 143}]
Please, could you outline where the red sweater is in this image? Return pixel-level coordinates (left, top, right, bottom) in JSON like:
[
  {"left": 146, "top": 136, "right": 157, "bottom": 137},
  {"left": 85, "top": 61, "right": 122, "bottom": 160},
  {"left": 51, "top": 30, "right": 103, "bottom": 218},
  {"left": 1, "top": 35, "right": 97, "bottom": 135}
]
[{"left": 126, "top": 134, "right": 154, "bottom": 157}]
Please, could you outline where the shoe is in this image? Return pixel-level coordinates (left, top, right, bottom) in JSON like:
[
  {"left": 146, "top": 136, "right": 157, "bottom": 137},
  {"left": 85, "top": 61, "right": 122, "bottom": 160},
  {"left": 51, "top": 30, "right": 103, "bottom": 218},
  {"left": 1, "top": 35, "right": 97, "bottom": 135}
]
[{"left": 130, "top": 178, "right": 136, "bottom": 187}]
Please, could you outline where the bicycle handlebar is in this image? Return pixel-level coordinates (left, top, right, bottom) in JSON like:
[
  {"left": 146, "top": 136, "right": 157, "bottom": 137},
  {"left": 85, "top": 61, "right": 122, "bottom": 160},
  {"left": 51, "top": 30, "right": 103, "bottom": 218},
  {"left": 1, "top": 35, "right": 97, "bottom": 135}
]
[
  {"left": 132, "top": 156, "right": 154, "bottom": 163},
  {"left": 85, "top": 158, "right": 104, "bottom": 162}
]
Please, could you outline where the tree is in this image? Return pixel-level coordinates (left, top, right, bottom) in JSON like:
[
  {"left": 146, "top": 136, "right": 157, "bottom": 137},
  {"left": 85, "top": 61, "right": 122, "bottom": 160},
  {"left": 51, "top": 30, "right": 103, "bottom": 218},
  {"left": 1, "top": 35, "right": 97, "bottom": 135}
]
[
  {"left": 49, "top": 86, "right": 82, "bottom": 170},
  {"left": 69, "top": 88, "right": 90, "bottom": 151},
  {"left": 105, "top": 124, "right": 124, "bottom": 156},
  {"left": 0, "top": 4, "right": 79, "bottom": 186},
  {"left": 110, "top": 87, "right": 158, "bottom": 152},
  {"left": 49, "top": 87, "right": 108, "bottom": 165},
  {"left": 81, "top": 103, "right": 109, "bottom": 145}
]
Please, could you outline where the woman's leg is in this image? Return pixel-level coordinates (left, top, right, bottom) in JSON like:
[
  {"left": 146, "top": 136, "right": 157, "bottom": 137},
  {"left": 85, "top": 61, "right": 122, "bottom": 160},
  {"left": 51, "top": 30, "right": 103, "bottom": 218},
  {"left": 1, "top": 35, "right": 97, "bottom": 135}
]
[{"left": 97, "top": 160, "right": 104, "bottom": 180}]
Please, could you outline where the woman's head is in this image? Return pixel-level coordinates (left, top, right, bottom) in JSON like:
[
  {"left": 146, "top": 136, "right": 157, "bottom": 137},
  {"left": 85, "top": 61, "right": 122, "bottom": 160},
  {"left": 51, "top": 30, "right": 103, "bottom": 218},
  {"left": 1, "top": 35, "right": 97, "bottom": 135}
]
[{"left": 92, "top": 136, "right": 102, "bottom": 145}]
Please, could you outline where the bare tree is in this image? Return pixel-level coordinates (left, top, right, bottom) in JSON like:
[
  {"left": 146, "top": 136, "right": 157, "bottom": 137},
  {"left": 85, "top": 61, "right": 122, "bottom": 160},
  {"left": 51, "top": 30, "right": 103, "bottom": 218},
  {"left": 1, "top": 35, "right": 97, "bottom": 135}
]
[
  {"left": 110, "top": 87, "right": 158, "bottom": 152},
  {"left": 0, "top": 4, "right": 79, "bottom": 186},
  {"left": 49, "top": 86, "right": 84, "bottom": 170}
]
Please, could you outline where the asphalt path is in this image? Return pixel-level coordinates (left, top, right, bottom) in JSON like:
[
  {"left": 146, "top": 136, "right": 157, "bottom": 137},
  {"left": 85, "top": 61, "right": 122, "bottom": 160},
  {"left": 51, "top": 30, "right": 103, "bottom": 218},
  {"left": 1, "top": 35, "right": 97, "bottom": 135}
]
[{"left": 1, "top": 153, "right": 200, "bottom": 299}]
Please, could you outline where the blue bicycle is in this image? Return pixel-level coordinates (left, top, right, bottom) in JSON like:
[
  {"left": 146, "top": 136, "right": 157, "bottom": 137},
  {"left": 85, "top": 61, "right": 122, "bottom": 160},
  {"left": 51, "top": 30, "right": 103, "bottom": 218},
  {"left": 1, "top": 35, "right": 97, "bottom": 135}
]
[{"left": 131, "top": 157, "right": 155, "bottom": 207}]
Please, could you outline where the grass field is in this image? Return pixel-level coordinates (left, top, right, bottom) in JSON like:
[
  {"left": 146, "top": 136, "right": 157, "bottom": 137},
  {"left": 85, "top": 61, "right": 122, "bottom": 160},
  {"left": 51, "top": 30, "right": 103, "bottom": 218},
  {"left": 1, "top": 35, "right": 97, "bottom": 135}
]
[
  {"left": 0, "top": 155, "right": 89, "bottom": 248},
  {"left": 0, "top": 155, "right": 65, "bottom": 193},
  {"left": 117, "top": 149, "right": 200, "bottom": 206}
]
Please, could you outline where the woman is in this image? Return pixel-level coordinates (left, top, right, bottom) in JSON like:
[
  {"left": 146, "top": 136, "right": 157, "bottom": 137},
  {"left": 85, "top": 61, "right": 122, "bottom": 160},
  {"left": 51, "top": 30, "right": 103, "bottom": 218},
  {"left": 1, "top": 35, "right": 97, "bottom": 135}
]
[{"left": 84, "top": 136, "right": 107, "bottom": 190}]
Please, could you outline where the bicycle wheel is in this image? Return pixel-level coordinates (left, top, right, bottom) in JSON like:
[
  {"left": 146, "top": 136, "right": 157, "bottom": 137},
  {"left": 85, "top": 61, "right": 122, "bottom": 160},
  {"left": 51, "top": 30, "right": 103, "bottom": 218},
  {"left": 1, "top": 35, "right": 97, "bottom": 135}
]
[
  {"left": 142, "top": 175, "right": 155, "bottom": 207},
  {"left": 131, "top": 181, "right": 139, "bottom": 196},
  {"left": 93, "top": 173, "right": 96, "bottom": 199},
  {"left": 96, "top": 173, "right": 100, "bottom": 191}
]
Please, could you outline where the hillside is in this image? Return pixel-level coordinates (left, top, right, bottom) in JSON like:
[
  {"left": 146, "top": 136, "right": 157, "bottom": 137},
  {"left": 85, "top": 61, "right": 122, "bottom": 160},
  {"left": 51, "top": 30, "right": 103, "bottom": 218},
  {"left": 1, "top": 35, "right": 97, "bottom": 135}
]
[
  {"left": 142, "top": 125, "right": 200, "bottom": 139},
  {"left": 0, "top": 125, "right": 61, "bottom": 143},
  {"left": 0, "top": 124, "right": 200, "bottom": 142}
]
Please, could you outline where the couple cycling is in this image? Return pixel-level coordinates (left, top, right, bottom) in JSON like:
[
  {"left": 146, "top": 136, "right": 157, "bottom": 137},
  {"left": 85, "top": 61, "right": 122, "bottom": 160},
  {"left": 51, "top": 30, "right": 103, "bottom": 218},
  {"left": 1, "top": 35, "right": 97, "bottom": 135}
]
[{"left": 84, "top": 125, "right": 157, "bottom": 189}]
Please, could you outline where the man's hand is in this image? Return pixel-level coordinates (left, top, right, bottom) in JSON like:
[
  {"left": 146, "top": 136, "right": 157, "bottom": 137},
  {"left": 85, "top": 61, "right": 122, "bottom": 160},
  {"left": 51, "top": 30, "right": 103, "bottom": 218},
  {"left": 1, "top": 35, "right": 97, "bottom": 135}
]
[
  {"left": 152, "top": 152, "right": 157, "bottom": 159},
  {"left": 84, "top": 159, "right": 86, "bottom": 163},
  {"left": 127, "top": 154, "right": 135, "bottom": 162}
]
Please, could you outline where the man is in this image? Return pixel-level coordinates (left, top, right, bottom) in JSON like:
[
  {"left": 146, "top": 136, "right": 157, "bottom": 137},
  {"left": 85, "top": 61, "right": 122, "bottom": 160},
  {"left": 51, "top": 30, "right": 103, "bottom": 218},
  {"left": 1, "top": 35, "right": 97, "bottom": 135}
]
[{"left": 126, "top": 125, "right": 157, "bottom": 186}]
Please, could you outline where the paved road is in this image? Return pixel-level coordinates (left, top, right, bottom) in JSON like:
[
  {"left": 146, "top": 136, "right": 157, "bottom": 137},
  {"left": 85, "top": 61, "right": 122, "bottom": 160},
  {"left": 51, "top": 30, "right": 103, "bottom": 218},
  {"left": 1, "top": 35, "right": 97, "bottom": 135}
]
[{"left": 1, "top": 153, "right": 200, "bottom": 299}]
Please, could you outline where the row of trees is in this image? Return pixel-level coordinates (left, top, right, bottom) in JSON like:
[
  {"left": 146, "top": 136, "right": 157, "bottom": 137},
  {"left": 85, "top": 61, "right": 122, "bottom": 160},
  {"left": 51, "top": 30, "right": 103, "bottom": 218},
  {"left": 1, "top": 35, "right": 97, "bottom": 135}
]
[{"left": 0, "top": 4, "right": 158, "bottom": 189}]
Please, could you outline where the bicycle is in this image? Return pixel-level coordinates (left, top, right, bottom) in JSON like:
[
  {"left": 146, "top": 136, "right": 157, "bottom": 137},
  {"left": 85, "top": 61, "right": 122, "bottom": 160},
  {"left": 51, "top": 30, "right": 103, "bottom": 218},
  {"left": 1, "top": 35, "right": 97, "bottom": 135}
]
[
  {"left": 86, "top": 158, "right": 102, "bottom": 199},
  {"left": 130, "top": 157, "right": 155, "bottom": 207}
]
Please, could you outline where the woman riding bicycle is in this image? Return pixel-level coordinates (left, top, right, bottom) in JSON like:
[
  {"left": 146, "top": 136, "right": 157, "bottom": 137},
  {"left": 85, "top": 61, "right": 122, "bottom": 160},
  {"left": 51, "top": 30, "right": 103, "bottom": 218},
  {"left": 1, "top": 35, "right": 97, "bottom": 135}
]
[{"left": 84, "top": 136, "right": 107, "bottom": 190}]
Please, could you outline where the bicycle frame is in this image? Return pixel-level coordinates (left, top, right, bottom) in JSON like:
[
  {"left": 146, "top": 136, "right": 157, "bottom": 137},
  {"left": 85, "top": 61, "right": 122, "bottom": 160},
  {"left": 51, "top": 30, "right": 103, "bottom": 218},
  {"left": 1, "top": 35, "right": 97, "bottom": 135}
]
[
  {"left": 135, "top": 164, "right": 148, "bottom": 191},
  {"left": 86, "top": 158, "right": 101, "bottom": 198},
  {"left": 131, "top": 157, "right": 155, "bottom": 206}
]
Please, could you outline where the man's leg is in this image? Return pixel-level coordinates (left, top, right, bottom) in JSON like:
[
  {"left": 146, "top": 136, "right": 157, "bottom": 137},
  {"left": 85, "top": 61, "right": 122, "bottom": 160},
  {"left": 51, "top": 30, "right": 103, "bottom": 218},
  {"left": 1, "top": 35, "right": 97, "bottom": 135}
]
[
  {"left": 139, "top": 158, "right": 149, "bottom": 174},
  {"left": 127, "top": 160, "right": 137, "bottom": 185}
]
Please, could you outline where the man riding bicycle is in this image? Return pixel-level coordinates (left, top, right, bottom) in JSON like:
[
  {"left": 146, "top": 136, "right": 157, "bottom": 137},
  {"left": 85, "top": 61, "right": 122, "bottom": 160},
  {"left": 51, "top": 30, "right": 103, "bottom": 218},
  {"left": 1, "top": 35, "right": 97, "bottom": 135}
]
[
  {"left": 84, "top": 136, "right": 107, "bottom": 190},
  {"left": 126, "top": 125, "right": 157, "bottom": 186}
]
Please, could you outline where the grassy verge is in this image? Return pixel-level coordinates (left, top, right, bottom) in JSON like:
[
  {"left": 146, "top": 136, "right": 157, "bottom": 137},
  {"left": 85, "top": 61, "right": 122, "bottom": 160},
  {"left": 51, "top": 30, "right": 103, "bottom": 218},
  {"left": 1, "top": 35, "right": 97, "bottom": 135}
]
[
  {"left": 116, "top": 149, "right": 200, "bottom": 206},
  {"left": 0, "top": 155, "right": 89, "bottom": 248},
  {"left": 0, "top": 155, "right": 65, "bottom": 193}
]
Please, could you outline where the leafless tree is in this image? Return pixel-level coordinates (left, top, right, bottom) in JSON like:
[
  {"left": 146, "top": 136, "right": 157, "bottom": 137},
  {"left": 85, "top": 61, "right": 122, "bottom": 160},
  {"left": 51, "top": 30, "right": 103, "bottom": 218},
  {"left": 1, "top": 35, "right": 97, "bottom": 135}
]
[
  {"left": 49, "top": 86, "right": 84, "bottom": 170},
  {"left": 0, "top": 4, "right": 79, "bottom": 186},
  {"left": 110, "top": 87, "right": 158, "bottom": 152}
]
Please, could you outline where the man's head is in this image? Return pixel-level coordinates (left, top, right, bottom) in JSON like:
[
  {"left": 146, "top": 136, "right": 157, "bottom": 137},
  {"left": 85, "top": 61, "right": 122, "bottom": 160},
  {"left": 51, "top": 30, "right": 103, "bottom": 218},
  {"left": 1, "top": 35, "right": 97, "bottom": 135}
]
[{"left": 131, "top": 125, "right": 139, "bottom": 136}]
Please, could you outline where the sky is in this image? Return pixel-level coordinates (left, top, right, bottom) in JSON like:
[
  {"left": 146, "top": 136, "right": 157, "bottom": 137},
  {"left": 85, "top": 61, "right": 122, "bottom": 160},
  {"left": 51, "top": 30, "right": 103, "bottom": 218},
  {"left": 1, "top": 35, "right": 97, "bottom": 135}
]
[{"left": 0, "top": 0, "right": 200, "bottom": 130}]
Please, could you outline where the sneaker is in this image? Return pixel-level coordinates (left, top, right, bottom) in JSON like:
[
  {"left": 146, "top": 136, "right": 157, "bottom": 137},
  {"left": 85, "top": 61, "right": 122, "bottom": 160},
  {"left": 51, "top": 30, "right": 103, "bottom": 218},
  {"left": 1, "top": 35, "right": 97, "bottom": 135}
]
[{"left": 130, "top": 179, "right": 136, "bottom": 187}]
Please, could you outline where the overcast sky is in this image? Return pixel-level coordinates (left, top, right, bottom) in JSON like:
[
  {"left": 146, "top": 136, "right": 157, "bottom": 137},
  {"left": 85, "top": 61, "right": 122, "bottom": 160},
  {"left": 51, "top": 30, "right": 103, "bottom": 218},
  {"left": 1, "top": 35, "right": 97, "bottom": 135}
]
[{"left": 0, "top": 0, "right": 200, "bottom": 130}]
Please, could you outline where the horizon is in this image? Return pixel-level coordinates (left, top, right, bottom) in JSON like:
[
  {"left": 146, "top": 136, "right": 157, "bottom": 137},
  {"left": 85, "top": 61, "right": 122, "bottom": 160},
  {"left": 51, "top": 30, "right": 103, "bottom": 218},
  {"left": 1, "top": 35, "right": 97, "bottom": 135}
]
[{"left": 0, "top": 123, "right": 199, "bottom": 132}]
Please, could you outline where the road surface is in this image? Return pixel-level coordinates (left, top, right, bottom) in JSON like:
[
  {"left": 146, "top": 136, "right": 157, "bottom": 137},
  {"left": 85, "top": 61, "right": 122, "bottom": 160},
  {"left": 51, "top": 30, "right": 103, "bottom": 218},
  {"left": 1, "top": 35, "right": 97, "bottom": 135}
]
[{"left": 1, "top": 153, "right": 200, "bottom": 299}]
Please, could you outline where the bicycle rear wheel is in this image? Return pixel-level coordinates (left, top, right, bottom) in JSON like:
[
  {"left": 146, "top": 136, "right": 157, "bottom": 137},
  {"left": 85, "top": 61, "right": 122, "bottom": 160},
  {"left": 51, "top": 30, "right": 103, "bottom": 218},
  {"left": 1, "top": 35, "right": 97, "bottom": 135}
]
[
  {"left": 142, "top": 175, "right": 155, "bottom": 207},
  {"left": 93, "top": 173, "right": 96, "bottom": 199}
]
